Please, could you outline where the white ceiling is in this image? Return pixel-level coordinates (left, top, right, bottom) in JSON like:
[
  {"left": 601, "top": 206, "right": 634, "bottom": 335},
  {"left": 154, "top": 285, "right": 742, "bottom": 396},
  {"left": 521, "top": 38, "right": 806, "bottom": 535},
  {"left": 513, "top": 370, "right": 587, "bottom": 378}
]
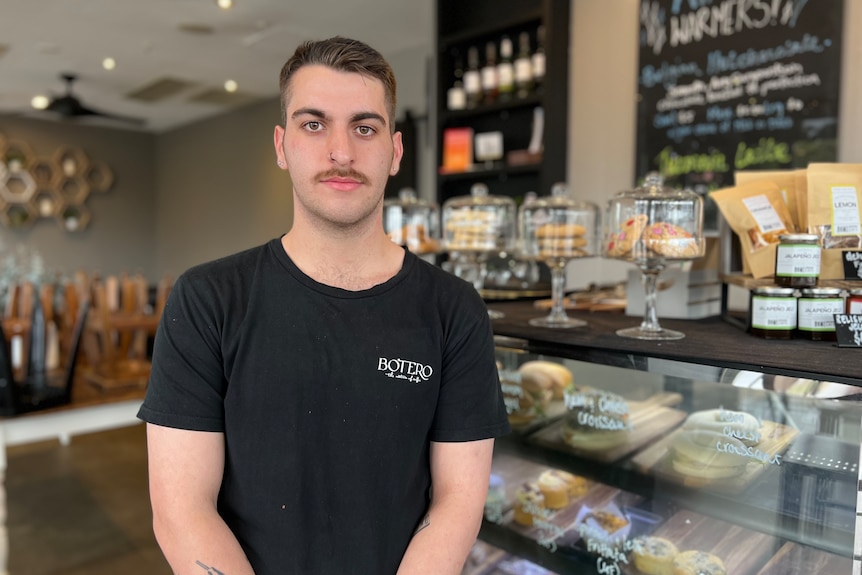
[{"left": 0, "top": 0, "right": 433, "bottom": 133}]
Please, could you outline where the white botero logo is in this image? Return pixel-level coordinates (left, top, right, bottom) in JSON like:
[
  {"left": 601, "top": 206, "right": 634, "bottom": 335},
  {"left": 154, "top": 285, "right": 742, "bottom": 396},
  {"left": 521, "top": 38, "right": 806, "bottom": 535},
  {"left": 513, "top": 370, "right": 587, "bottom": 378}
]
[{"left": 377, "top": 357, "right": 433, "bottom": 383}]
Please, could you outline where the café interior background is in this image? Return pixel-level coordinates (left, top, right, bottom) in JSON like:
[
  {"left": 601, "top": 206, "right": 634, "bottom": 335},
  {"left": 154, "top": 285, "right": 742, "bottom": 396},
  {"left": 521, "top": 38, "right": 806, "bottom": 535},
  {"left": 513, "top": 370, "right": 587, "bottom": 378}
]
[{"left": 1, "top": 0, "right": 861, "bottom": 290}]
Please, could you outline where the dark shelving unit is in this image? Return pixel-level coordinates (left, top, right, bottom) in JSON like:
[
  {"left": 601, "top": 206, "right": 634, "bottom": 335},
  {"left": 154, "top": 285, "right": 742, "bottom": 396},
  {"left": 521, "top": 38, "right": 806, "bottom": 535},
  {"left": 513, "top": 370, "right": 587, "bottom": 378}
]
[{"left": 434, "top": 0, "right": 570, "bottom": 208}]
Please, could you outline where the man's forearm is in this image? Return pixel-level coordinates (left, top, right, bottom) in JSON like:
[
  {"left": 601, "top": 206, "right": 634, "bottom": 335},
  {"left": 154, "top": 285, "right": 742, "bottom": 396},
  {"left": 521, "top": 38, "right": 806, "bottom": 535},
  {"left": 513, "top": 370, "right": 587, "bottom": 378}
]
[
  {"left": 395, "top": 497, "right": 484, "bottom": 575},
  {"left": 154, "top": 509, "right": 256, "bottom": 575}
]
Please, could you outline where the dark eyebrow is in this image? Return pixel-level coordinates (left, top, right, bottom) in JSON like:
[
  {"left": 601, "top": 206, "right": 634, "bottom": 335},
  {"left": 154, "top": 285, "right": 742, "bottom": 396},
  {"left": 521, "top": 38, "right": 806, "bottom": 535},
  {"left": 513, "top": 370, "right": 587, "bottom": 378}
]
[
  {"left": 291, "top": 108, "right": 386, "bottom": 128},
  {"left": 291, "top": 107, "right": 327, "bottom": 121},
  {"left": 352, "top": 112, "right": 387, "bottom": 126}
]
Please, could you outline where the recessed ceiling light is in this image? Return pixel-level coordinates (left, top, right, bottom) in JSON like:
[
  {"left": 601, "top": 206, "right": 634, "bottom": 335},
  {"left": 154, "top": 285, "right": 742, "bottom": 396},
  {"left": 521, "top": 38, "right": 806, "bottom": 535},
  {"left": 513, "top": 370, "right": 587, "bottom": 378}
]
[
  {"left": 102, "top": 57, "right": 116, "bottom": 71},
  {"left": 224, "top": 80, "right": 238, "bottom": 93},
  {"left": 216, "top": 0, "right": 233, "bottom": 9},
  {"left": 31, "top": 95, "right": 50, "bottom": 110}
]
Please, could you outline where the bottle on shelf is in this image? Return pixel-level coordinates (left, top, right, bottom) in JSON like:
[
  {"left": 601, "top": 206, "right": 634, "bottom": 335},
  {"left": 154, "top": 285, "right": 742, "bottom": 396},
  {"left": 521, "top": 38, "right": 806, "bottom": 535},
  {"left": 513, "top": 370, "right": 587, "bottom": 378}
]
[
  {"left": 497, "top": 35, "right": 515, "bottom": 102},
  {"left": 447, "top": 53, "right": 467, "bottom": 111},
  {"left": 481, "top": 40, "right": 499, "bottom": 105},
  {"left": 514, "top": 31, "right": 534, "bottom": 98},
  {"left": 532, "top": 25, "right": 546, "bottom": 95},
  {"left": 464, "top": 46, "right": 483, "bottom": 109}
]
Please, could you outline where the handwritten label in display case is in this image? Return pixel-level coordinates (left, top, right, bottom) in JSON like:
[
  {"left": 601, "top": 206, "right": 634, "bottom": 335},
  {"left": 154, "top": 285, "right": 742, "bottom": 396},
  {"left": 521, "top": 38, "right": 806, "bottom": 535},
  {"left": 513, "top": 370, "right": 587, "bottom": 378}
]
[
  {"left": 636, "top": 0, "right": 844, "bottom": 230},
  {"left": 842, "top": 250, "right": 862, "bottom": 280},
  {"left": 834, "top": 314, "right": 862, "bottom": 347},
  {"left": 564, "top": 390, "right": 632, "bottom": 431}
]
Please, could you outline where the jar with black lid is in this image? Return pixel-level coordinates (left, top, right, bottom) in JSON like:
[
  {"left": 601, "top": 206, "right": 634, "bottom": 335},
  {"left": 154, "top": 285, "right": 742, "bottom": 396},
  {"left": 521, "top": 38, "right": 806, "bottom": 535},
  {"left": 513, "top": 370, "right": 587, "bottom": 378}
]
[
  {"left": 797, "top": 288, "right": 844, "bottom": 341},
  {"left": 749, "top": 286, "right": 797, "bottom": 339},
  {"left": 774, "top": 233, "right": 820, "bottom": 288}
]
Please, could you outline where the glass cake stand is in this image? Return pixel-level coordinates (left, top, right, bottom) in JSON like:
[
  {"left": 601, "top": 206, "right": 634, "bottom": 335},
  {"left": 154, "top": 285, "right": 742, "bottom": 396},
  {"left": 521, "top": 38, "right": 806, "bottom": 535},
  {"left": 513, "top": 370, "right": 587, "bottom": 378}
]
[
  {"left": 604, "top": 173, "right": 705, "bottom": 340},
  {"left": 518, "top": 182, "right": 599, "bottom": 328},
  {"left": 442, "top": 183, "right": 517, "bottom": 320}
]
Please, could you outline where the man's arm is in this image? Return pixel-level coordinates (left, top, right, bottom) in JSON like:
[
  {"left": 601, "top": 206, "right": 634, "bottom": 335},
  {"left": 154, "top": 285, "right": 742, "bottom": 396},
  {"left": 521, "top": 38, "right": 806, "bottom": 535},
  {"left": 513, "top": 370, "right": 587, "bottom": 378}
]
[
  {"left": 146, "top": 423, "right": 256, "bottom": 575},
  {"left": 396, "top": 438, "right": 494, "bottom": 575}
]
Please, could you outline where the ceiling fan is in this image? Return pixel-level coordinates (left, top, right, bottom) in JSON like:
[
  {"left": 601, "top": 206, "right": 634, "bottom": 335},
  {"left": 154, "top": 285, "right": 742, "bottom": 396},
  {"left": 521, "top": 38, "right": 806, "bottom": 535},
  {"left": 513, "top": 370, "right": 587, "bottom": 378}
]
[{"left": 39, "top": 73, "right": 146, "bottom": 127}]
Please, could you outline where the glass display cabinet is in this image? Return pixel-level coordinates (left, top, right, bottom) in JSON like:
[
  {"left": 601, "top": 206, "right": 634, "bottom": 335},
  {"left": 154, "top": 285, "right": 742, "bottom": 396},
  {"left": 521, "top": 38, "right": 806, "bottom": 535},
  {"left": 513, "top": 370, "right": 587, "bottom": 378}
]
[{"left": 481, "top": 301, "right": 861, "bottom": 575}]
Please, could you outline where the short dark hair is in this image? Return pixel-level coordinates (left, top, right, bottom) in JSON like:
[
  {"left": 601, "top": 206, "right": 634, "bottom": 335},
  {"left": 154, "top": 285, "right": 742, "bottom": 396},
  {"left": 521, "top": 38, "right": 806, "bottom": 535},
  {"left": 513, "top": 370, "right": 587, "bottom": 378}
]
[{"left": 279, "top": 36, "right": 397, "bottom": 131}]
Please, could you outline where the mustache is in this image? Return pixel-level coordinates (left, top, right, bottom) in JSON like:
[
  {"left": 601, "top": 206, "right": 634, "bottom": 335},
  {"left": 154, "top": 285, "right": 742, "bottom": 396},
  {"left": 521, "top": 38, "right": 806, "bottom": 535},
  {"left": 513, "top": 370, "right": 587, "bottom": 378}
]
[{"left": 316, "top": 168, "right": 369, "bottom": 185}]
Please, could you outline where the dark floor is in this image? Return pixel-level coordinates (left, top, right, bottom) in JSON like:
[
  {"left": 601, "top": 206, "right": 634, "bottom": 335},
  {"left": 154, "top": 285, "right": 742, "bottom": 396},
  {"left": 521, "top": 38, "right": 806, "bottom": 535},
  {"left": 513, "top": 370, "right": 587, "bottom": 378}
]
[{"left": 6, "top": 424, "right": 172, "bottom": 575}]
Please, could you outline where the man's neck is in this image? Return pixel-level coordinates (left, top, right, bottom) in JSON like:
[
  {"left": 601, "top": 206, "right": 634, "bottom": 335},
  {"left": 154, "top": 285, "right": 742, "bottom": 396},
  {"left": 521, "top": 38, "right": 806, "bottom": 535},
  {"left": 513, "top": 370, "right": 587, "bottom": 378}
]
[{"left": 282, "top": 215, "right": 405, "bottom": 291}]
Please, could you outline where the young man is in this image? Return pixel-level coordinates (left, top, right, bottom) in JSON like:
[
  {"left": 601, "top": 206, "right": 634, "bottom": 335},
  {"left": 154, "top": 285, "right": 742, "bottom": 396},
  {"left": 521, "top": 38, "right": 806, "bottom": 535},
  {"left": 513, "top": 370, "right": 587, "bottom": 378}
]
[{"left": 138, "top": 36, "right": 510, "bottom": 575}]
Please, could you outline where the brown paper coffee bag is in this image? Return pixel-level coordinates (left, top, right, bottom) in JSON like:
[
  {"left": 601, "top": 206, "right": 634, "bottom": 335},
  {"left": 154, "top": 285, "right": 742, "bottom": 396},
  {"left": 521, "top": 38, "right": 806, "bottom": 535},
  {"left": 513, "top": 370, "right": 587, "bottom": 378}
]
[
  {"left": 711, "top": 181, "right": 795, "bottom": 278},
  {"left": 806, "top": 163, "right": 862, "bottom": 249},
  {"left": 807, "top": 163, "right": 862, "bottom": 278},
  {"left": 735, "top": 170, "right": 799, "bottom": 232}
]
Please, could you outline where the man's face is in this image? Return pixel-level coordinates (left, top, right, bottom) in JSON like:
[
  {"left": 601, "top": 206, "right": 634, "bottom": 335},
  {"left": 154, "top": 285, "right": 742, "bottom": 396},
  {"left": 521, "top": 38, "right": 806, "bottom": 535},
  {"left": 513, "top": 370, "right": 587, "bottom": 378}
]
[{"left": 273, "top": 65, "right": 403, "bottom": 230}]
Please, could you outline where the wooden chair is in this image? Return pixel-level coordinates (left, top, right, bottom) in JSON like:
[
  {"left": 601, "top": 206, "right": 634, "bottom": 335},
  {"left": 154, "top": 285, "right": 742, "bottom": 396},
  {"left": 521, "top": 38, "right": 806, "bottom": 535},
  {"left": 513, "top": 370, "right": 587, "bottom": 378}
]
[
  {"left": 1, "top": 281, "right": 59, "bottom": 384},
  {"left": 155, "top": 273, "right": 173, "bottom": 319},
  {"left": 0, "top": 285, "right": 89, "bottom": 415},
  {"left": 82, "top": 274, "right": 158, "bottom": 390}
]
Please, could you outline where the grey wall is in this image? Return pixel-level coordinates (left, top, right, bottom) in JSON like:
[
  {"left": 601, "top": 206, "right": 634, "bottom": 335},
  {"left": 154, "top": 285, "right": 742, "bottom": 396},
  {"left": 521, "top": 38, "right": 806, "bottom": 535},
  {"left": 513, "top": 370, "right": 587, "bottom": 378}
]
[
  {"left": 0, "top": 115, "right": 157, "bottom": 280},
  {"left": 154, "top": 98, "right": 293, "bottom": 278}
]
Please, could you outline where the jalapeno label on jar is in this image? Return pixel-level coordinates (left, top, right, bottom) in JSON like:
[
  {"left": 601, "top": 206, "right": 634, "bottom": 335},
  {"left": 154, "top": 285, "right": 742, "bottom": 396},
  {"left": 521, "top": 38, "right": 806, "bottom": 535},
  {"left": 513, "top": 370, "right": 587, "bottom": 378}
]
[
  {"left": 776, "top": 244, "right": 821, "bottom": 276},
  {"left": 751, "top": 296, "right": 797, "bottom": 329}
]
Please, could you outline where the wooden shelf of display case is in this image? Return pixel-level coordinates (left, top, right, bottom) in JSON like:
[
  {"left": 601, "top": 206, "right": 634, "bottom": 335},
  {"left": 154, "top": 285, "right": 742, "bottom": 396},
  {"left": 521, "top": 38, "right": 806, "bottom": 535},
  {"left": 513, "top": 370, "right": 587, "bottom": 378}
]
[{"left": 487, "top": 300, "right": 862, "bottom": 386}]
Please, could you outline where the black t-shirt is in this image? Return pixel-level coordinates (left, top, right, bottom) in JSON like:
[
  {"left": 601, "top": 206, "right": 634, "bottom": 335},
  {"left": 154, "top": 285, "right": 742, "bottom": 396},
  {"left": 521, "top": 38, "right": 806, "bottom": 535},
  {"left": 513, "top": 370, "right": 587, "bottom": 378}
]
[{"left": 138, "top": 238, "right": 510, "bottom": 574}]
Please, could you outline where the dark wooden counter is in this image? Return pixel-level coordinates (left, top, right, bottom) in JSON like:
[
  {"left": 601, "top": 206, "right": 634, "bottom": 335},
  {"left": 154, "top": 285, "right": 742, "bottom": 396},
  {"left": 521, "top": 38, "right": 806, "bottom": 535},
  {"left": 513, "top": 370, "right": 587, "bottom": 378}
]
[{"left": 488, "top": 302, "right": 862, "bottom": 386}]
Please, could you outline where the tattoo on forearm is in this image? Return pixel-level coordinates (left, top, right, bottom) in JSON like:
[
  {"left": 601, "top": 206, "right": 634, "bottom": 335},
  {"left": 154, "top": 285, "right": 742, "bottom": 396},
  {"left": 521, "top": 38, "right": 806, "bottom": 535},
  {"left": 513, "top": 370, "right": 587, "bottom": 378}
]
[
  {"left": 196, "top": 560, "right": 227, "bottom": 575},
  {"left": 414, "top": 513, "right": 431, "bottom": 534}
]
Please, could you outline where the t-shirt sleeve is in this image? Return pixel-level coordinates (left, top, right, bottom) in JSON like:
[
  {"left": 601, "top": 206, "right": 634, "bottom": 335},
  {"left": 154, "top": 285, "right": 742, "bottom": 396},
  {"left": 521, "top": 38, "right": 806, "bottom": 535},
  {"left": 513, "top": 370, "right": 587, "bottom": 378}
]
[
  {"left": 430, "top": 285, "right": 511, "bottom": 442},
  {"left": 137, "top": 272, "right": 228, "bottom": 432}
]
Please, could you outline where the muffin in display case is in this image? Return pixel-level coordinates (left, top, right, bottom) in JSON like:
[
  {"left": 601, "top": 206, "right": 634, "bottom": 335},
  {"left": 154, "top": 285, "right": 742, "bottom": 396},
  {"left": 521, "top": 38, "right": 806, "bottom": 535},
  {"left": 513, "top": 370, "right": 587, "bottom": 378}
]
[
  {"left": 442, "top": 183, "right": 517, "bottom": 319},
  {"left": 383, "top": 188, "right": 440, "bottom": 255},
  {"left": 518, "top": 182, "right": 599, "bottom": 328},
  {"left": 604, "top": 173, "right": 705, "bottom": 340}
]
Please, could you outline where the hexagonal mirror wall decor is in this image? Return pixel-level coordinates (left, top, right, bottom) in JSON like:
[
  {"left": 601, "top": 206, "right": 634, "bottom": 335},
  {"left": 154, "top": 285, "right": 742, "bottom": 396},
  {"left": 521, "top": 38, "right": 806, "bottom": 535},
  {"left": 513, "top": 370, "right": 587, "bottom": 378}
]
[
  {"left": 85, "top": 162, "right": 114, "bottom": 193},
  {"left": 1, "top": 203, "right": 37, "bottom": 229},
  {"left": 30, "top": 159, "right": 58, "bottom": 188},
  {"left": 0, "top": 170, "right": 37, "bottom": 204},
  {"left": 2, "top": 140, "right": 35, "bottom": 171},
  {"left": 57, "top": 204, "right": 91, "bottom": 233},
  {"left": 34, "top": 190, "right": 60, "bottom": 218},
  {"left": 0, "top": 133, "right": 112, "bottom": 232}
]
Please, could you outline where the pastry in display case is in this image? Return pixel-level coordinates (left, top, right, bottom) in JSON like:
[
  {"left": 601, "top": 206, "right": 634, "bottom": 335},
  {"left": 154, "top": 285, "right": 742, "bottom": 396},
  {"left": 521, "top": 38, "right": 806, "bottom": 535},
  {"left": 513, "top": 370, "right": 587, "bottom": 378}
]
[
  {"left": 443, "top": 182, "right": 516, "bottom": 252},
  {"left": 603, "top": 172, "right": 705, "bottom": 340},
  {"left": 518, "top": 182, "right": 599, "bottom": 328},
  {"left": 528, "top": 377, "right": 686, "bottom": 464},
  {"left": 383, "top": 188, "right": 440, "bottom": 255},
  {"left": 442, "top": 182, "right": 517, "bottom": 319},
  {"left": 478, "top": 313, "right": 859, "bottom": 575},
  {"left": 497, "top": 354, "right": 573, "bottom": 433}
]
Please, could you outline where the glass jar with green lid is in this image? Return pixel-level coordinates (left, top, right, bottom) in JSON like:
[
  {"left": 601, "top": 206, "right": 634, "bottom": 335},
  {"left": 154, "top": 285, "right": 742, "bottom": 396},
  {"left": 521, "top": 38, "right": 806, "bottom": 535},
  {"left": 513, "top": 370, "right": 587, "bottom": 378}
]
[
  {"left": 774, "top": 233, "right": 820, "bottom": 288},
  {"left": 797, "top": 287, "right": 844, "bottom": 341},
  {"left": 749, "top": 286, "right": 797, "bottom": 339}
]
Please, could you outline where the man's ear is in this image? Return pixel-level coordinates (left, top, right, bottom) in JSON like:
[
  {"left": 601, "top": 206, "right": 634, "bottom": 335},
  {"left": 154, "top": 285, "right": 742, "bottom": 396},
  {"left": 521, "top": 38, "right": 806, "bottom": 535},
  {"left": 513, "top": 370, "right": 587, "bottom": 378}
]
[
  {"left": 273, "top": 125, "right": 288, "bottom": 169},
  {"left": 390, "top": 131, "right": 404, "bottom": 175}
]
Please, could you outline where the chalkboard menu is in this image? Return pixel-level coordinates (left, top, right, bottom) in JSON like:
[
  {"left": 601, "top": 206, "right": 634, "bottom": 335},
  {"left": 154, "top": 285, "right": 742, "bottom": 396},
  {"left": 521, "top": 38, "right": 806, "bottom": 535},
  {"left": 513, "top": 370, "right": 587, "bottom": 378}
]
[{"left": 636, "top": 0, "right": 844, "bottom": 229}]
